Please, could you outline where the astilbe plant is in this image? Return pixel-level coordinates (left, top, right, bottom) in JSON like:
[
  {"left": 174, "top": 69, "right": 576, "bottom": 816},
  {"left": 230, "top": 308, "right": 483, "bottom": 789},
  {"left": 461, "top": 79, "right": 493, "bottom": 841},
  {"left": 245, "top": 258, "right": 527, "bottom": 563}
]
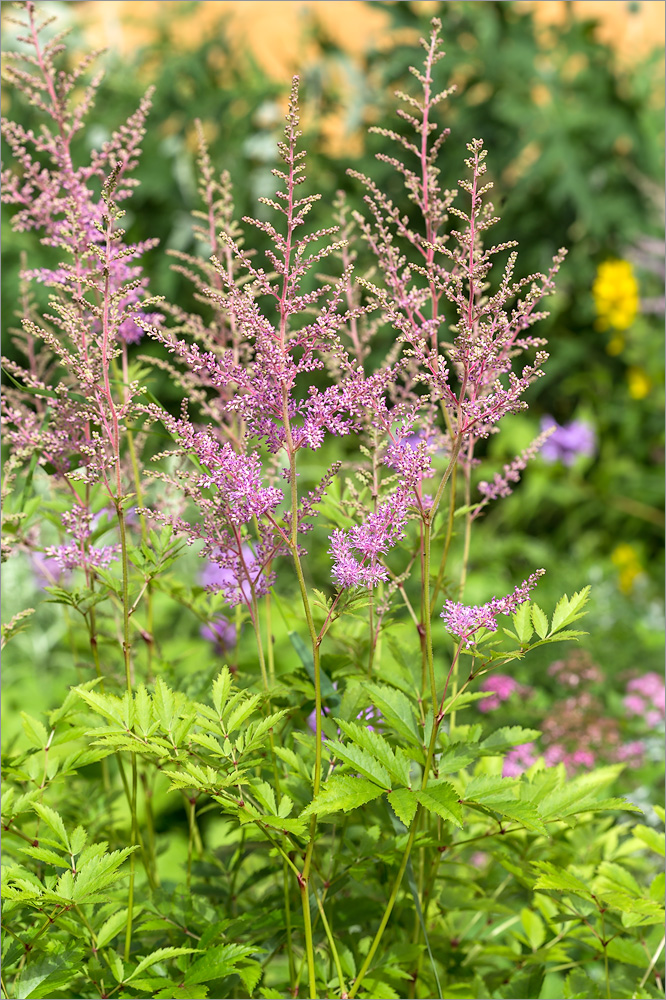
[{"left": 2, "top": 6, "right": 663, "bottom": 1000}]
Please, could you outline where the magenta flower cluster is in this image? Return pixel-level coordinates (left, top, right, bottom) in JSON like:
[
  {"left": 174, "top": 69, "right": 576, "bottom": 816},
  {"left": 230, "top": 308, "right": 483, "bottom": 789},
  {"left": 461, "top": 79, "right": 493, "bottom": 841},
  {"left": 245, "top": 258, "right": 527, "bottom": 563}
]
[
  {"left": 441, "top": 570, "right": 545, "bottom": 646},
  {"left": 624, "top": 673, "right": 665, "bottom": 729}
]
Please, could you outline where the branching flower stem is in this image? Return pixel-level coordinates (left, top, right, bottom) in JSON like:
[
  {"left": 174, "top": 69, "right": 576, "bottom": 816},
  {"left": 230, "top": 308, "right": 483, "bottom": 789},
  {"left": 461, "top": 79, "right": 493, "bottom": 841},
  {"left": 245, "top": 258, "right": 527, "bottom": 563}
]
[{"left": 349, "top": 643, "right": 465, "bottom": 999}]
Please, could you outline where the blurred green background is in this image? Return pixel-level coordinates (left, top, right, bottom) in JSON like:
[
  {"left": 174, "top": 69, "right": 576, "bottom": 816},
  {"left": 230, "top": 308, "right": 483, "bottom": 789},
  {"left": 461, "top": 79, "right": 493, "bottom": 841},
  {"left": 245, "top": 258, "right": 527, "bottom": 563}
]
[{"left": 2, "top": 0, "right": 664, "bottom": 789}]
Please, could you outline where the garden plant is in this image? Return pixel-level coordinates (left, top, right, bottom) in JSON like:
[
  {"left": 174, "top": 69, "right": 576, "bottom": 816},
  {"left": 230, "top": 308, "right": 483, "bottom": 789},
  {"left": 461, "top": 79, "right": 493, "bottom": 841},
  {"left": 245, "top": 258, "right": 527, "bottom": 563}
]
[{"left": 1, "top": 3, "right": 664, "bottom": 999}]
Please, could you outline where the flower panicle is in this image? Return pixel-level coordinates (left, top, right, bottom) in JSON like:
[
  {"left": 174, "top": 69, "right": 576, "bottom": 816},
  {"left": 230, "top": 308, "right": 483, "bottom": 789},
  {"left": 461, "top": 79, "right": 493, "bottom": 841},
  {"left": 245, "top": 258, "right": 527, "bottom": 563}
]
[{"left": 441, "top": 569, "right": 546, "bottom": 646}]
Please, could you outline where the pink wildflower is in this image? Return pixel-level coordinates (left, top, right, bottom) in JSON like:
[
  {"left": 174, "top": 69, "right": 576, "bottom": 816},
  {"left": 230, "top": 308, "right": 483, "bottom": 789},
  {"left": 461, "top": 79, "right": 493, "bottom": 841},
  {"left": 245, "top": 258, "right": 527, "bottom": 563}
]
[
  {"left": 502, "top": 743, "right": 537, "bottom": 777},
  {"left": 441, "top": 569, "right": 545, "bottom": 646},
  {"left": 477, "top": 674, "right": 523, "bottom": 712}
]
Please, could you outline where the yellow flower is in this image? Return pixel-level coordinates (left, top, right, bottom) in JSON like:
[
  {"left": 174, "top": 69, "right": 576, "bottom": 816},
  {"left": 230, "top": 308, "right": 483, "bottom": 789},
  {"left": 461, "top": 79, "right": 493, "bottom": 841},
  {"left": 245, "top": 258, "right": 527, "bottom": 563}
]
[
  {"left": 611, "top": 543, "right": 643, "bottom": 594},
  {"left": 592, "top": 259, "right": 639, "bottom": 331},
  {"left": 627, "top": 366, "right": 651, "bottom": 400}
]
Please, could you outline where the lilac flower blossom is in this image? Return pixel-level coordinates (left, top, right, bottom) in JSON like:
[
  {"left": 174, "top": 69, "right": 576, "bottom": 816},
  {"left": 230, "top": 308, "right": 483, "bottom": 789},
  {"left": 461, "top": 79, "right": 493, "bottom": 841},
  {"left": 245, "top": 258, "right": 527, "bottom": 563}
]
[
  {"left": 202, "top": 544, "right": 262, "bottom": 608},
  {"left": 475, "top": 425, "right": 554, "bottom": 510},
  {"left": 502, "top": 743, "right": 537, "bottom": 777},
  {"left": 615, "top": 741, "right": 645, "bottom": 767},
  {"left": 45, "top": 507, "right": 120, "bottom": 572},
  {"left": 200, "top": 617, "right": 236, "bottom": 653},
  {"left": 540, "top": 416, "right": 596, "bottom": 466},
  {"left": 477, "top": 674, "right": 528, "bottom": 712},
  {"left": 330, "top": 495, "right": 410, "bottom": 590},
  {"left": 624, "top": 673, "right": 665, "bottom": 729},
  {"left": 30, "top": 551, "right": 71, "bottom": 589},
  {"left": 441, "top": 569, "right": 545, "bottom": 646}
]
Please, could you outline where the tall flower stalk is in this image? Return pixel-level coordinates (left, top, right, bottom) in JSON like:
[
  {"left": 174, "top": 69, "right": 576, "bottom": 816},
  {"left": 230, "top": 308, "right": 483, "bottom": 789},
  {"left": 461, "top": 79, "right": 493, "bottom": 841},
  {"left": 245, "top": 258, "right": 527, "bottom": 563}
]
[{"left": 1, "top": 9, "right": 609, "bottom": 1000}]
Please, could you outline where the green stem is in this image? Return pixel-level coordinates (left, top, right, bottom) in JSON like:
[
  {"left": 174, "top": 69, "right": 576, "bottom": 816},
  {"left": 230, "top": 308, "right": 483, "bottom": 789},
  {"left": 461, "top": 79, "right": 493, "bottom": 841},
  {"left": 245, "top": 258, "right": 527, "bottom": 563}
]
[
  {"left": 349, "top": 646, "right": 462, "bottom": 999},
  {"left": 602, "top": 914, "right": 611, "bottom": 999},
  {"left": 283, "top": 858, "right": 297, "bottom": 991},
  {"left": 116, "top": 501, "right": 137, "bottom": 960},
  {"left": 348, "top": 819, "right": 419, "bottom": 1000},
  {"left": 186, "top": 795, "right": 197, "bottom": 889},
  {"left": 450, "top": 449, "right": 473, "bottom": 731},
  {"left": 140, "top": 770, "right": 159, "bottom": 887},
  {"left": 300, "top": 878, "right": 317, "bottom": 1000},
  {"left": 422, "top": 521, "right": 437, "bottom": 716},
  {"left": 314, "top": 886, "right": 347, "bottom": 997}
]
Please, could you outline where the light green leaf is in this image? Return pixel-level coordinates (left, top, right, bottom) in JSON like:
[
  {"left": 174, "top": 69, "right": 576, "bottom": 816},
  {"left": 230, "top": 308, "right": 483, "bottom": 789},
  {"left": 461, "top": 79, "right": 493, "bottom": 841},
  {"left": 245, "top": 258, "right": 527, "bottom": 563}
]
[
  {"left": 363, "top": 684, "right": 420, "bottom": 746},
  {"left": 32, "top": 803, "right": 70, "bottom": 850},
  {"left": 127, "top": 947, "right": 198, "bottom": 982},
  {"left": 97, "top": 908, "right": 130, "bottom": 948},
  {"left": 224, "top": 694, "right": 261, "bottom": 734},
  {"left": 70, "top": 825, "right": 87, "bottom": 856},
  {"left": 19, "top": 846, "right": 68, "bottom": 868},
  {"left": 54, "top": 869, "right": 75, "bottom": 900},
  {"left": 135, "top": 684, "right": 153, "bottom": 735},
  {"left": 153, "top": 677, "right": 176, "bottom": 731},
  {"left": 212, "top": 669, "right": 233, "bottom": 716},
  {"left": 533, "top": 862, "right": 594, "bottom": 900},
  {"left": 605, "top": 936, "right": 650, "bottom": 967},
  {"left": 301, "top": 776, "right": 384, "bottom": 818},
  {"left": 325, "top": 738, "right": 392, "bottom": 788},
  {"left": 550, "top": 587, "right": 590, "bottom": 634},
  {"left": 520, "top": 907, "right": 546, "bottom": 950},
  {"left": 416, "top": 782, "right": 463, "bottom": 828},
  {"left": 513, "top": 603, "right": 533, "bottom": 643},
  {"left": 15, "top": 956, "right": 73, "bottom": 999},
  {"left": 107, "top": 952, "right": 124, "bottom": 983},
  {"left": 633, "top": 824, "right": 665, "bottom": 856},
  {"left": 155, "top": 987, "right": 209, "bottom": 999},
  {"left": 387, "top": 787, "right": 418, "bottom": 827},
  {"left": 531, "top": 604, "right": 548, "bottom": 639},
  {"left": 335, "top": 718, "right": 412, "bottom": 786},
  {"left": 184, "top": 943, "right": 256, "bottom": 985},
  {"left": 20, "top": 713, "right": 48, "bottom": 749},
  {"left": 72, "top": 846, "right": 137, "bottom": 901},
  {"left": 480, "top": 727, "right": 541, "bottom": 754},
  {"left": 75, "top": 687, "right": 124, "bottom": 726}
]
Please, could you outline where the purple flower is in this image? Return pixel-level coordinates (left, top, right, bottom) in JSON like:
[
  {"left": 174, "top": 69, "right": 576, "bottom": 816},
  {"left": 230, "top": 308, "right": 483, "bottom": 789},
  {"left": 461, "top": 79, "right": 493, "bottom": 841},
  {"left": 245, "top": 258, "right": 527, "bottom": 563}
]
[
  {"left": 329, "top": 495, "right": 409, "bottom": 590},
  {"left": 441, "top": 569, "right": 545, "bottom": 646},
  {"left": 623, "top": 673, "right": 665, "bottom": 728},
  {"left": 200, "top": 617, "right": 236, "bottom": 653},
  {"left": 30, "top": 551, "right": 71, "bottom": 590},
  {"left": 202, "top": 544, "right": 260, "bottom": 607},
  {"left": 540, "top": 417, "right": 596, "bottom": 466},
  {"left": 615, "top": 741, "right": 644, "bottom": 767},
  {"left": 503, "top": 743, "right": 537, "bottom": 777},
  {"left": 477, "top": 674, "right": 522, "bottom": 712},
  {"left": 45, "top": 507, "right": 120, "bottom": 572}
]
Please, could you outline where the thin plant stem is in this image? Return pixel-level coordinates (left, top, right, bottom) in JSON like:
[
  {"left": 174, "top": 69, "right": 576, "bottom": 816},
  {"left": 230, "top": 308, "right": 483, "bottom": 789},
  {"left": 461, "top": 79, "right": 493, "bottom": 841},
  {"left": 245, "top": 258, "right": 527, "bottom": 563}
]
[
  {"left": 422, "top": 521, "right": 438, "bottom": 715},
  {"left": 186, "top": 796, "right": 196, "bottom": 889},
  {"left": 283, "top": 858, "right": 297, "bottom": 992},
  {"left": 349, "top": 643, "right": 464, "bottom": 999},
  {"left": 314, "top": 886, "right": 347, "bottom": 998}
]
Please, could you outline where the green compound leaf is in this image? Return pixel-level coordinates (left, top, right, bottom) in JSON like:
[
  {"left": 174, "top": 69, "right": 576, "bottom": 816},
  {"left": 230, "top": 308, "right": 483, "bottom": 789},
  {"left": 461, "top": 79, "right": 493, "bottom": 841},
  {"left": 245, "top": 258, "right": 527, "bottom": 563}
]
[
  {"left": 32, "top": 803, "right": 70, "bottom": 851},
  {"left": 387, "top": 787, "right": 418, "bottom": 827},
  {"left": 301, "top": 776, "right": 384, "bottom": 819},
  {"left": 127, "top": 947, "right": 198, "bottom": 982},
  {"left": 184, "top": 943, "right": 257, "bottom": 985},
  {"left": 335, "top": 718, "right": 412, "bottom": 786},
  {"left": 362, "top": 683, "right": 420, "bottom": 747},
  {"left": 416, "top": 782, "right": 463, "bottom": 828},
  {"left": 325, "top": 738, "right": 392, "bottom": 788},
  {"left": 531, "top": 603, "right": 548, "bottom": 639}
]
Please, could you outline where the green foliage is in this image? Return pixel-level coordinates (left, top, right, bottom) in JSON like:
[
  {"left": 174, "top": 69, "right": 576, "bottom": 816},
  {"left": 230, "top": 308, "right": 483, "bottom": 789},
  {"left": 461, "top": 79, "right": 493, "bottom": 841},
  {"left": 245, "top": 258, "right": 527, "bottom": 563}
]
[{"left": 1, "top": 3, "right": 664, "bottom": 999}]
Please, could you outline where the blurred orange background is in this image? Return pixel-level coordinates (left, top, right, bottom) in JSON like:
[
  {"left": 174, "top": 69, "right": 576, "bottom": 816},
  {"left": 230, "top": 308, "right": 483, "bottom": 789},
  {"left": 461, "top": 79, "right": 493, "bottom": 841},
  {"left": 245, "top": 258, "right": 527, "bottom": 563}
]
[{"left": 82, "top": 0, "right": 666, "bottom": 81}]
